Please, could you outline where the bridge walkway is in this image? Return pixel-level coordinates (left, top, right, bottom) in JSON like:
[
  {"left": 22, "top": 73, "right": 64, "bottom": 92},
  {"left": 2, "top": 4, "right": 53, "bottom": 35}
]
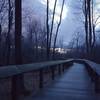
[{"left": 21, "top": 63, "right": 100, "bottom": 100}]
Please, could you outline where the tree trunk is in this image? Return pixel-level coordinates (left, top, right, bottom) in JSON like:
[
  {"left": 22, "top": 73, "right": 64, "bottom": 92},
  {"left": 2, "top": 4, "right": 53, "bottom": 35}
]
[
  {"left": 15, "top": 0, "right": 22, "bottom": 64},
  {"left": 84, "top": 0, "right": 89, "bottom": 57},
  {"left": 0, "top": 24, "right": 1, "bottom": 44},
  {"left": 52, "top": 0, "right": 65, "bottom": 60},
  {"left": 91, "top": 0, "right": 95, "bottom": 58},
  {"left": 14, "top": 0, "right": 25, "bottom": 97},
  {"left": 88, "top": 0, "right": 92, "bottom": 57},
  {"left": 49, "top": 0, "right": 57, "bottom": 52},
  {"left": 6, "top": 0, "right": 12, "bottom": 65},
  {"left": 0, "top": 24, "right": 2, "bottom": 66},
  {"left": 46, "top": 0, "right": 50, "bottom": 60}
]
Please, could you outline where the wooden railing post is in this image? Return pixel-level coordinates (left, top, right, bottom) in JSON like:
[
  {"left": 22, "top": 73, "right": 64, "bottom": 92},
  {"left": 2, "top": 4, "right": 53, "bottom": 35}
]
[
  {"left": 11, "top": 74, "right": 26, "bottom": 100},
  {"left": 62, "top": 64, "right": 65, "bottom": 72},
  {"left": 11, "top": 76, "right": 18, "bottom": 100},
  {"left": 39, "top": 69, "right": 43, "bottom": 88},
  {"left": 95, "top": 75, "right": 100, "bottom": 93},
  {"left": 58, "top": 64, "right": 61, "bottom": 75},
  {"left": 51, "top": 67, "right": 55, "bottom": 80},
  {"left": 60, "top": 64, "right": 64, "bottom": 73}
]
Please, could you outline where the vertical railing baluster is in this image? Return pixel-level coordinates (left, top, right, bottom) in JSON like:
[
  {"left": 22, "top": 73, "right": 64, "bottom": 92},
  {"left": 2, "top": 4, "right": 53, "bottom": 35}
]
[
  {"left": 58, "top": 64, "right": 61, "bottom": 75},
  {"left": 39, "top": 69, "right": 43, "bottom": 88},
  {"left": 51, "top": 67, "right": 55, "bottom": 80},
  {"left": 11, "top": 76, "right": 17, "bottom": 100},
  {"left": 62, "top": 64, "right": 65, "bottom": 72}
]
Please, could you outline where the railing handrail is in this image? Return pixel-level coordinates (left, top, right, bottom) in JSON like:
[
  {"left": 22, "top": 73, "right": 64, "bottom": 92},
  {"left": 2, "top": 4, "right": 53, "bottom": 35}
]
[
  {"left": 83, "top": 60, "right": 100, "bottom": 76},
  {"left": 74, "top": 59, "right": 100, "bottom": 75},
  {"left": 0, "top": 59, "right": 73, "bottom": 79}
]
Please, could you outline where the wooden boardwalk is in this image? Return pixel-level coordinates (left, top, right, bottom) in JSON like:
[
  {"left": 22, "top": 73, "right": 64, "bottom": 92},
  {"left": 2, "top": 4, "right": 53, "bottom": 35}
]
[{"left": 21, "top": 63, "right": 100, "bottom": 100}]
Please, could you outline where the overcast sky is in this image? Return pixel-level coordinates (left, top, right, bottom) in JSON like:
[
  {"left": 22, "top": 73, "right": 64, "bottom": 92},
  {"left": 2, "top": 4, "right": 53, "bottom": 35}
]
[{"left": 22, "top": 0, "right": 100, "bottom": 45}]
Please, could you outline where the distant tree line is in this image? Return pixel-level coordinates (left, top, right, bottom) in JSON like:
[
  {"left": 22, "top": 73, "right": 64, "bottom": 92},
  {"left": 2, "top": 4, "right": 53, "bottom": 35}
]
[
  {"left": 0, "top": 0, "right": 100, "bottom": 66},
  {"left": 0, "top": 0, "right": 66, "bottom": 66},
  {"left": 67, "top": 0, "right": 100, "bottom": 63}
]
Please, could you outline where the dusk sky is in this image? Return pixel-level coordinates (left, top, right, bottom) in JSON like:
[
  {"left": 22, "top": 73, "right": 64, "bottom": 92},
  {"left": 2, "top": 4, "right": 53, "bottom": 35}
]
[{"left": 22, "top": 0, "right": 100, "bottom": 45}]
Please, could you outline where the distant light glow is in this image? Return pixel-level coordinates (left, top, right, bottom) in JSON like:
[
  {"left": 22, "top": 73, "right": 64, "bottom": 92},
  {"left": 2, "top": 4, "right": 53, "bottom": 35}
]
[
  {"left": 40, "top": 0, "right": 68, "bottom": 23},
  {"left": 94, "top": 0, "right": 100, "bottom": 30},
  {"left": 95, "top": 0, "right": 100, "bottom": 4}
]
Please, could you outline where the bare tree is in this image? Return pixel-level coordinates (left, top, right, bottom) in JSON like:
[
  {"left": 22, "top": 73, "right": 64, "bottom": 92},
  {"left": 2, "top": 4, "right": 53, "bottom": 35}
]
[
  {"left": 46, "top": 0, "right": 50, "bottom": 60},
  {"left": 0, "top": 0, "right": 7, "bottom": 65},
  {"left": 5, "top": 0, "right": 14, "bottom": 64},
  {"left": 12, "top": 0, "right": 26, "bottom": 99},
  {"left": 0, "top": 24, "right": 2, "bottom": 65},
  {"left": 46, "top": 0, "right": 59, "bottom": 60},
  {"left": 52, "top": 0, "right": 65, "bottom": 59},
  {"left": 49, "top": 0, "right": 57, "bottom": 54},
  {"left": 0, "top": 24, "right": 1, "bottom": 44},
  {"left": 0, "top": 0, "right": 7, "bottom": 23},
  {"left": 83, "top": 0, "right": 89, "bottom": 56},
  {"left": 91, "top": 0, "right": 100, "bottom": 53},
  {"left": 15, "top": 0, "right": 22, "bottom": 64},
  {"left": 82, "top": 0, "right": 94, "bottom": 58}
]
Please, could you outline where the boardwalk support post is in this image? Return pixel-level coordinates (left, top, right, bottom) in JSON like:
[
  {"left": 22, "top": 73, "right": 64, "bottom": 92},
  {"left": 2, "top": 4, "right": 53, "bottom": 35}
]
[
  {"left": 11, "top": 75, "right": 25, "bottom": 100},
  {"left": 58, "top": 64, "right": 61, "bottom": 75},
  {"left": 11, "top": 76, "right": 17, "bottom": 100},
  {"left": 51, "top": 67, "right": 55, "bottom": 80},
  {"left": 39, "top": 69, "right": 43, "bottom": 88},
  {"left": 95, "top": 75, "right": 100, "bottom": 93},
  {"left": 62, "top": 64, "right": 65, "bottom": 72}
]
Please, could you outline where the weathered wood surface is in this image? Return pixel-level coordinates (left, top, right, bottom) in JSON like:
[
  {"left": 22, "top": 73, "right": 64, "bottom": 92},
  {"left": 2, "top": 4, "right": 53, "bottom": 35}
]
[
  {"left": 73, "top": 59, "right": 100, "bottom": 76},
  {"left": 21, "top": 63, "right": 100, "bottom": 100},
  {"left": 83, "top": 60, "right": 100, "bottom": 93},
  {"left": 0, "top": 59, "right": 73, "bottom": 79},
  {"left": 73, "top": 59, "right": 100, "bottom": 93},
  {"left": 84, "top": 60, "right": 100, "bottom": 76},
  {"left": 0, "top": 59, "right": 100, "bottom": 100}
]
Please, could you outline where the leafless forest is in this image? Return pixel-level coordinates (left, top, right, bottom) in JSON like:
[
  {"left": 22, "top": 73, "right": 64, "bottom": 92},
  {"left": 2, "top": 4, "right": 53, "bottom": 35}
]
[{"left": 0, "top": 0, "right": 100, "bottom": 66}]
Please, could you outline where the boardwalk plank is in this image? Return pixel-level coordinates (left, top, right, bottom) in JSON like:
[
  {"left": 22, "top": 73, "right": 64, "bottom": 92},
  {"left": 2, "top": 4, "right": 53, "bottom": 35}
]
[{"left": 21, "top": 63, "right": 100, "bottom": 100}]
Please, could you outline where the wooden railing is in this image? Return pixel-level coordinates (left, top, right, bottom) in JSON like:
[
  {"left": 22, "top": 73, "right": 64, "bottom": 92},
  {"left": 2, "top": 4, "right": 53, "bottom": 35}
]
[
  {"left": 73, "top": 59, "right": 100, "bottom": 93},
  {"left": 0, "top": 59, "right": 73, "bottom": 100},
  {"left": 83, "top": 60, "right": 100, "bottom": 93}
]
